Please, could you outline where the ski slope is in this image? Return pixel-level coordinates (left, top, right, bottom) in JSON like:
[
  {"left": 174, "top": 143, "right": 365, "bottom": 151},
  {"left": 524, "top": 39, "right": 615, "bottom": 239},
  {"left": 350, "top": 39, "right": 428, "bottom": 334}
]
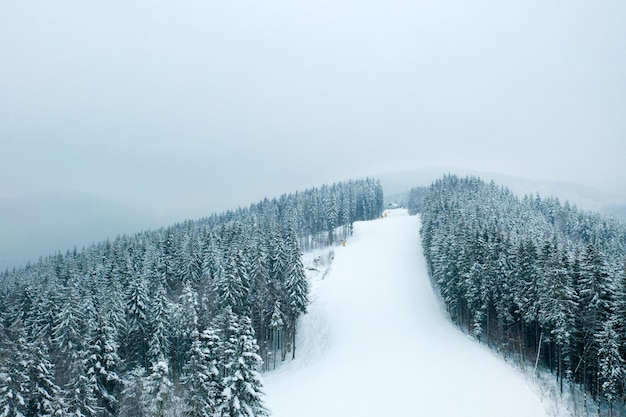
[{"left": 264, "top": 209, "right": 555, "bottom": 417}]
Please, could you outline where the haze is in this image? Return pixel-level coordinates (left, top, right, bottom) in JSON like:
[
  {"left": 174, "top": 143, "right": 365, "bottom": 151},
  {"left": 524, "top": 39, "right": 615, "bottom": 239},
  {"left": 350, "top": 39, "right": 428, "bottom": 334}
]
[{"left": 1, "top": 0, "right": 625, "bottom": 269}]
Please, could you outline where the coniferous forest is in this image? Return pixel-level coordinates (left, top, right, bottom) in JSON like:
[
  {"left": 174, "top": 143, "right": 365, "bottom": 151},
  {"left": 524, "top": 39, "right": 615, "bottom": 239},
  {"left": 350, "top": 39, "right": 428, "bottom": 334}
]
[
  {"left": 0, "top": 179, "right": 383, "bottom": 417},
  {"left": 417, "top": 175, "right": 626, "bottom": 415},
  {"left": 4, "top": 172, "right": 626, "bottom": 416}
]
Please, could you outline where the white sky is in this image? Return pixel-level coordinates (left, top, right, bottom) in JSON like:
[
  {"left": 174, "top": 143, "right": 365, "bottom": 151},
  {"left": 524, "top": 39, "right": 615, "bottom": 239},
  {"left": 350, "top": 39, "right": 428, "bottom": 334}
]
[{"left": 2, "top": 0, "right": 625, "bottom": 221}]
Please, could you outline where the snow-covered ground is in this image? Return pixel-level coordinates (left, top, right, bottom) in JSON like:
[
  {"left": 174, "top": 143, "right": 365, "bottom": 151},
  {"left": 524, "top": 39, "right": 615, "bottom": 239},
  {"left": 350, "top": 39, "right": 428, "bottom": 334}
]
[{"left": 264, "top": 209, "right": 562, "bottom": 417}]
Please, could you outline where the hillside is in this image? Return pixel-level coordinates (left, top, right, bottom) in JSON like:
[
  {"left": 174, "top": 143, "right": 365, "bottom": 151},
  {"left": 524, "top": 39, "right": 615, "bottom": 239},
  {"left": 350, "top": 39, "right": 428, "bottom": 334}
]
[{"left": 264, "top": 210, "right": 560, "bottom": 416}]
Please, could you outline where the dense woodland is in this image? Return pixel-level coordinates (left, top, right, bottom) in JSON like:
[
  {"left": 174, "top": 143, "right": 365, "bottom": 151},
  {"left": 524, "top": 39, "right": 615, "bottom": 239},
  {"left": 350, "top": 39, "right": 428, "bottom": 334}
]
[
  {"left": 0, "top": 179, "right": 383, "bottom": 417},
  {"left": 416, "top": 175, "right": 626, "bottom": 415}
]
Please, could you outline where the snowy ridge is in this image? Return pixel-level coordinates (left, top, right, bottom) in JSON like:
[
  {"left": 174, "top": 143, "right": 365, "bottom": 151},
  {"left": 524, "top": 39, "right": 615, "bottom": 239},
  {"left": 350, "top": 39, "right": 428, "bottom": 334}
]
[{"left": 264, "top": 209, "right": 567, "bottom": 417}]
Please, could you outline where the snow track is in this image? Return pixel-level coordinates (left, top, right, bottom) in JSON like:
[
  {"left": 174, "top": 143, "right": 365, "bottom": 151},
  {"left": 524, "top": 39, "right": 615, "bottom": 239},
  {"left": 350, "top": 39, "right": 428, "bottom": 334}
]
[{"left": 264, "top": 210, "right": 551, "bottom": 417}]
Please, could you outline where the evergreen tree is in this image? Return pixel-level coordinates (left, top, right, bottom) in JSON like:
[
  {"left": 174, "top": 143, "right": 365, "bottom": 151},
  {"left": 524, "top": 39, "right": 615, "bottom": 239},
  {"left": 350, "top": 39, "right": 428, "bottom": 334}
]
[
  {"left": 51, "top": 275, "right": 85, "bottom": 386},
  {"left": 537, "top": 249, "right": 577, "bottom": 388},
  {"left": 85, "top": 312, "right": 122, "bottom": 416},
  {"left": 181, "top": 327, "right": 221, "bottom": 417},
  {"left": 124, "top": 275, "right": 150, "bottom": 369},
  {"left": 147, "top": 283, "right": 171, "bottom": 366},
  {"left": 171, "top": 282, "right": 200, "bottom": 383},
  {"left": 118, "top": 367, "right": 146, "bottom": 417},
  {"left": 25, "top": 338, "right": 63, "bottom": 417},
  {"left": 215, "top": 308, "right": 268, "bottom": 417},
  {"left": 64, "top": 364, "right": 100, "bottom": 417},
  {"left": 63, "top": 327, "right": 101, "bottom": 417},
  {"left": 268, "top": 301, "right": 284, "bottom": 370},
  {"left": 142, "top": 358, "right": 174, "bottom": 417},
  {"left": 214, "top": 246, "right": 248, "bottom": 315},
  {"left": 283, "top": 226, "right": 308, "bottom": 359},
  {"left": 596, "top": 318, "right": 624, "bottom": 414},
  {"left": 0, "top": 321, "right": 30, "bottom": 417}
]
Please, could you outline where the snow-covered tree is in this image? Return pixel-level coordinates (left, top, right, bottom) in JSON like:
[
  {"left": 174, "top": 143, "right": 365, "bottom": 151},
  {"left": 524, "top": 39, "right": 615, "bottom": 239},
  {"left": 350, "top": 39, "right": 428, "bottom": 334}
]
[
  {"left": 214, "top": 243, "right": 250, "bottom": 316},
  {"left": 142, "top": 358, "right": 174, "bottom": 417},
  {"left": 0, "top": 321, "right": 30, "bottom": 417},
  {"left": 85, "top": 312, "right": 122, "bottom": 416},
  {"left": 171, "top": 282, "right": 200, "bottom": 384},
  {"left": 215, "top": 308, "right": 268, "bottom": 417},
  {"left": 118, "top": 367, "right": 146, "bottom": 417},
  {"left": 64, "top": 369, "right": 100, "bottom": 417},
  {"left": 124, "top": 275, "right": 150, "bottom": 369},
  {"left": 596, "top": 318, "right": 625, "bottom": 415},
  {"left": 147, "top": 283, "right": 171, "bottom": 366},
  {"left": 181, "top": 327, "right": 221, "bottom": 417},
  {"left": 283, "top": 226, "right": 308, "bottom": 359},
  {"left": 51, "top": 275, "right": 85, "bottom": 386},
  {"left": 25, "top": 338, "right": 63, "bottom": 417},
  {"left": 268, "top": 301, "right": 284, "bottom": 370}
]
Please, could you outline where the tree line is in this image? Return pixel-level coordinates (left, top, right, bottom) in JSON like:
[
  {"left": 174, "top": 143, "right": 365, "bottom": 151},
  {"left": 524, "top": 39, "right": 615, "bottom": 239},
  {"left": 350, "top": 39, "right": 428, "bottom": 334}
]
[
  {"left": 0, "top": 178, "right": 383, "bottom": 416},
  {"left": 418, "top": 175, "right": 626, "bottom": 415}
]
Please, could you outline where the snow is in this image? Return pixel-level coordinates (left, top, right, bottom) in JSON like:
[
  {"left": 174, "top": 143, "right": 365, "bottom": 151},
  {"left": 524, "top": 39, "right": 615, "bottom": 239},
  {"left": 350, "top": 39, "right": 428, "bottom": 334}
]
[{"left": 264, "top": 209, "right": 559, "bottom": 417}]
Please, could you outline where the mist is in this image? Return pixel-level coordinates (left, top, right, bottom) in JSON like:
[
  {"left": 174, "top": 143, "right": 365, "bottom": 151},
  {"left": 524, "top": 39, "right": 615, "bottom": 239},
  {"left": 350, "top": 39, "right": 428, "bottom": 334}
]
[{"left": 1, "top": 0, "right": 625, "bottom": 269}]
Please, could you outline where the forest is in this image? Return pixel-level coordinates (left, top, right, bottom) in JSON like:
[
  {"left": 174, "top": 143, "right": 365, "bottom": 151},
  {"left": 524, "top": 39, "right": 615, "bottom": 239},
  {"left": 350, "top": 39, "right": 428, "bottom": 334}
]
[
  {"left": 415, "top": 175, "right": 626, "bottom": 415},
  {"left": 0, "top": 179, "right": 383, "bottom": 417}
]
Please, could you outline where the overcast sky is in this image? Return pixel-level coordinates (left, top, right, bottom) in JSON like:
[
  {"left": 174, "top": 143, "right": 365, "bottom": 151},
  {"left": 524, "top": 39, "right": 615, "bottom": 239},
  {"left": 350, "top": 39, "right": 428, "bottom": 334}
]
[{"left": 2, "top": 0, "right": 625, "bottom": 224}]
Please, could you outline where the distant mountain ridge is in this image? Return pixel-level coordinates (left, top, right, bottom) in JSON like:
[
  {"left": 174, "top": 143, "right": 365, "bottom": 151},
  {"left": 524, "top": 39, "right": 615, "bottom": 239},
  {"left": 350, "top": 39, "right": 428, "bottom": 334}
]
[{"left": 0, "top": 191, "right": 158, "bottom": 271}]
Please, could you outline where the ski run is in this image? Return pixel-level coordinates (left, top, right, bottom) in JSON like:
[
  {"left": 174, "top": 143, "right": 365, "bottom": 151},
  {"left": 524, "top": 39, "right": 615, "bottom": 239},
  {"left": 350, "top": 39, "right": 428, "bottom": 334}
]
[{"left": 264, "top": 209, "right": 561, "bottom": 417}]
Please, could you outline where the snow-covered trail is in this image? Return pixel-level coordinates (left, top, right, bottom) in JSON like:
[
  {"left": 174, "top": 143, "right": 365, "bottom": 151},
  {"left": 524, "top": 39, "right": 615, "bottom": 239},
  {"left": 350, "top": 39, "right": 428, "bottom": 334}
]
[{"left": 264, "top": 210, "right": 551, "bottom": 417}]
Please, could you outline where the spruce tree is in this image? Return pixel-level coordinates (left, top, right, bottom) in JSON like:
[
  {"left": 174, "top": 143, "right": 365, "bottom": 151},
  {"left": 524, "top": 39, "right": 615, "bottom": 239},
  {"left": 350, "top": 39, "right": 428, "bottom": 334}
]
[
  {"left": 215, "top": 308, "right": 268, "bottom": 417},
  {"left": 181, "top": 327, "right": 221, "bottom": 417},
  {"left": 0, "top": 321, "right": 30, "bottom": 417},
  {"left": 118, "top": 367, "right": 146, "bottom": 417},
  {"left": 124, "top": 275, "right": 150, "bottom": 369},
  {"left": 85, "top": 312, "right": 122, "bottom": 416},
  {"left": 269, "top": 301, "right": 284, "bottom": 370},
  {"left": 25, "top": 337, "right": 63, "bottom": 417},
  {"left": 142, "top": 358, "right": 174, "bottom": 417},
  {"left": 596, "top": 318, "right": 624, "bottom": 414}
]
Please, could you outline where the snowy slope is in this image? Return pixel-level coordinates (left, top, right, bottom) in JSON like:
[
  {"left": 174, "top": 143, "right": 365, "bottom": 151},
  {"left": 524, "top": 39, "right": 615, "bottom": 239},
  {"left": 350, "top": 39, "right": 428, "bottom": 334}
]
[{"left": 264, "top": 209, "right": 557, "bottom": 417}]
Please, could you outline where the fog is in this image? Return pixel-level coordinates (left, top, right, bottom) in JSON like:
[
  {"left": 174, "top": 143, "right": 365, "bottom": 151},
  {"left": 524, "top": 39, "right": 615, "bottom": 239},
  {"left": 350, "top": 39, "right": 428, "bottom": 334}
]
[{"left": 1, "top": 0, "right": 625, "bottom": 269}]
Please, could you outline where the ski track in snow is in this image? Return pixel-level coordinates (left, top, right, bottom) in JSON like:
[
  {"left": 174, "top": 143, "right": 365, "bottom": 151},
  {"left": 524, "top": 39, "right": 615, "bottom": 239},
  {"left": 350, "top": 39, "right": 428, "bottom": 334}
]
[{"left": 264, "top": 209, "right": 552, "bottom": 417}]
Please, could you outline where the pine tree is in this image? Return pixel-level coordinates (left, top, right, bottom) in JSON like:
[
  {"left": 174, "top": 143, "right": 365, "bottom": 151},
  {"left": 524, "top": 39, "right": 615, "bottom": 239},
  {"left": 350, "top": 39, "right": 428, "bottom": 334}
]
[
  {"left": 579, "top": 245, "right": 614, "bottom": 396},
  {"left": 514, "top": 239, "right": 541, "bottom": 325},
  {"left": 269, "top": 301, "right": 284, "bottom": 370},
  {"left": 214, "top": 246, "right": 248, "bottom": 315},
  {"left": 0, "top": 321, "right": 30, "bottom": 417},
  {"left": 579, "top": 245, "right": 613, "bottom": 329},
  {"left": 596, "top": 318, "right": 625, "bottom": 415},
  {"left": 172, "top": 283, "right": 200, "bottom": 383},
  {"left": 215, "top": 308, "right": 268, "bottom": 417},
  {"left": 147, "top": 283, "right": 171, "bottom": 366},
  {"left": 64, "top": 362, "right": 100, "bottom": 417},
  {"left": 118, "top": 367, "right": 146, "bottom": 417},
  {"left": 85, "top": 312, "right": 122, "bottom": 416},
  {"left": 181, "top": 327, "right": 221, "bottom": 417},
  {"left": 142, "top": 358, "right": 174, "bottom": 417},
  {"left": 537, "top": 249, "right": 577, "bottom": 389},
  {"left": 63, "top": 324, "right": 102, "bottom": 417},
  {"left": 283, "top": 226, "right": 308, "bottom": 359},
  {"left": 51, "top": 275, "right": 85, "bottom": 387},
  {"left": 124, "top": 275, "right": 150, "bottom": 369},
  {"left": 25, "top": 337, "right": 63, "bottom": 417}
]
